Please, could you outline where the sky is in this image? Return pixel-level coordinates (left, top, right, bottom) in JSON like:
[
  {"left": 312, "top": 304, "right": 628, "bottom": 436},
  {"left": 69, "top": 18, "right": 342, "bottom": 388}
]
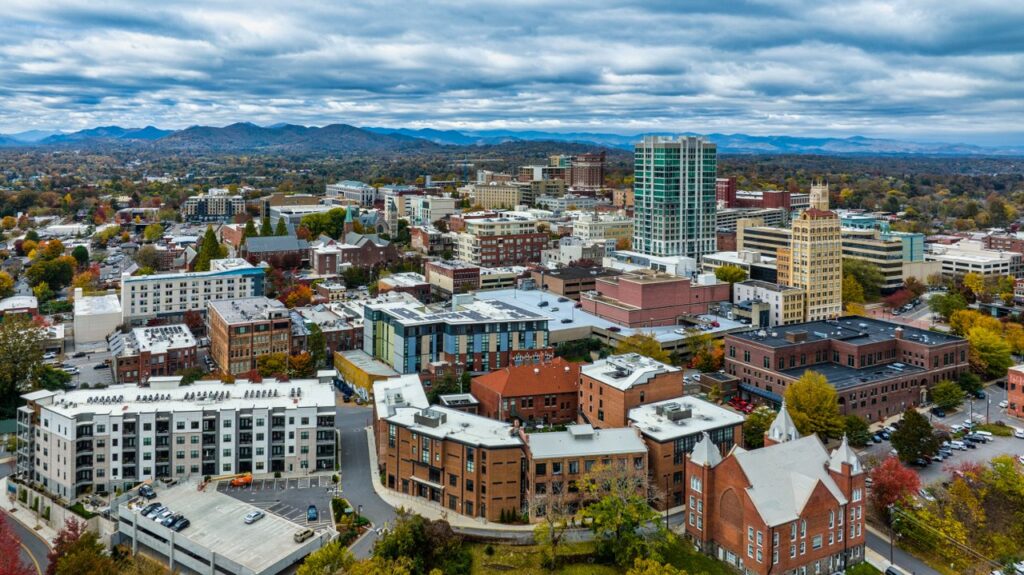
[{"left": 1, "top": 0, "right": 1023, "bottom": 145}]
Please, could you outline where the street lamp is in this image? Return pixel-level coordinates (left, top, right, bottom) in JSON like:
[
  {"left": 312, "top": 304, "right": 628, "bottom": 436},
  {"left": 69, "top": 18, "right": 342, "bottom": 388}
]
[{"left": 357, "top": 504, "right": 363, "bottom": 522}]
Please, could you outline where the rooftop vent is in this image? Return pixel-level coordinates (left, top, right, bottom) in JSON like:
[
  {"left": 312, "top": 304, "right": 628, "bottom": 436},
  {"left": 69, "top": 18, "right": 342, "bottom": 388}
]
[{"left": 414, "top": 409, "right": 447, "bottom": 428}]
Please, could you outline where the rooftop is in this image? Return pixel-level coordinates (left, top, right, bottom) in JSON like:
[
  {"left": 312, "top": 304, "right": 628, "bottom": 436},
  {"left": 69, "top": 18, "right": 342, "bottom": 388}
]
[
  {"left": 0, "top": 295, "right": 37, "bottom": 312},
  {"left": 533, "top": 266, "right": 622, "bottom": 281},
  {"left": 119, "top": 481, "right": 322, "bottom": 574},
  {"left": 779, "top": 361, "right": 925, "bottom": 391},
  {"left": 373, "top": 374, "right": 429, "bottom": 418},
  {"left": 386, "top": 405, "right": 521, "bottom": 448},
  {"left": 728, "top": 316, "right": 965, "bottom": 348},
  {"left": 526, "top": 424, "right": 646, "bottom": 459},
  {"left": 114, "top": 324, "right": 196, "bottom": 357},
  {"left": 74, "top": 291, "right": 121, "bottom": 316},
  {"left": 367, "top": 296, "right": 548, "bottom": 327},
  {"left": 581, "top": 354, "right": 681, "bottom": 391},
  {"left": 378, "top": 272, "right": 428, "bottom": 288},
  {"left": 736, "top": 279, "right": 801, "bottom": 293},
  {"left": 244, "top": 236, "right": 310, "bottom": 253},
  {"left": 628, "top": 396, "right": 746, "bottom": 442},
  {"left": 28, "top": 378, "right": 335, "bottom": 418},
  {"left": 122, "top": 258, "right": 258, "bottom": 283},
  {"left": 471, "top": 358, "right": 580, "bottom": 398},
  {"left": 425, "top": 259, "right": 480, "bottom": 271},
  {"left": 209, "top": 296, "right": 288, "bottom": 324}
]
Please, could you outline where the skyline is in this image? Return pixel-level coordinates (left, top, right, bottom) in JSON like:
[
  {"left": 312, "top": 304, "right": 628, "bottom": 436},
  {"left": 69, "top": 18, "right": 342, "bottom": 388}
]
[{"left": 2, "top": 1, "right": 1023, "bottom": 145}]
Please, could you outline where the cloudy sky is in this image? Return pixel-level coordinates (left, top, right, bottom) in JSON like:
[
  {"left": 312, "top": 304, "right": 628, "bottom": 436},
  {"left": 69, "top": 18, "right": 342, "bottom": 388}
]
[{"left": 1, "top": 0, "right": 1022, "bottom": 144}]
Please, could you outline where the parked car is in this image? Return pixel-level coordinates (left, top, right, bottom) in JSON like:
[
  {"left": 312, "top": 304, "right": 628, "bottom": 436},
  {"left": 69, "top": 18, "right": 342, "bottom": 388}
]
[
  {"left": 138, "top": 485, "right": 156, "bottom": 500},
  {"left": 161, "top": 513, "right": 182, "bottom": 527},
  {"left": 1014, "top": 429, "right": 1024, "bottom": 439},
  {"left": 871, "top": 434, "right": 883, "bottom": 444},
  {"left": 140, "top": 503, "right": 161, "bottom": 516},
  {"left": 930, "top": 407, "right": 946, "bottom": 417},
  {"left": 975, "top": 390, "right": 987, "bottom": 399},
  {"left": 145, "top": 505, "right": 167, "bottom": 519},
  {"left": 230, "top": 473, "right": 253, "bottom": 487},
  {"left": 244, "top": 510, "right": 265, "bottom": 524},
  {"left": 170, "top": 516, "right": 190, "bottom": 532},
  {"left": 294, "top": 528, "right": 315, "bottom": 543},
  {"left": 560, "top": 318, "right": 572, "bottom": 324},
  {"left": 72, "top": 351, "right": 87, "bottom": 358},
  {"left": 154, "top": 509, "right": 174, "bottom": 522},
  {"left": 92, "top": 363, "right": 107, "bottom": 370},
  {"left": 557, "top": 297, "right": 569, "bottom": 303},
  {"left": 918, "top": 488, "right": 936, "bottom": 502},
  {"left": 42, "top": 352, "right": 57, "bottom": 360},
  {"left": 879, "top": 431, "right": 891, "bottom": 440},
  {"left": 307, "top": 505, "right": 318, "bottom": 522},
  {"left": 999, "top": 400, "right": 1010, "bottom": 409},
  {"left": 912, "top": 458, "right": 930, "bottom": 467}
]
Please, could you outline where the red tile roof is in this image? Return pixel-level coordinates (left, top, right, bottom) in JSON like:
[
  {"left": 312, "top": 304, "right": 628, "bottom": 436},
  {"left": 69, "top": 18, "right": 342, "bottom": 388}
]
[{"left": 471, "top": 357, "right": 581, "bottom": 397}]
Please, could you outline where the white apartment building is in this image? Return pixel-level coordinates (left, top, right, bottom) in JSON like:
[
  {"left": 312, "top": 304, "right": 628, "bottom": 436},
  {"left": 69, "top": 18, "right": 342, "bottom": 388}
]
[
  {"left": 16, "top": 379, "right": 336, "bottom": 499},
  {"left": 926, "top": 240, "right": 1022, "bottom": 278},
  {"left": 732, "top": 279, "right": 806, "bottom": 326},
  {"left": 73, "top": 287, "right": 123, "bottom": 345},
  {"left": 408, "top": 195, "right": 459, "bottom": 226},
  {"left": 572, "top": 213, "right": 634, "bottom": 244},
  {"left": 326, "top": 180, "right": 377, "bottom": 206},
  {"left": 181, "top": 189, "right": 246, "bottom": 222},
  {"left": 120, "top": 258, "right": 264, "bottom": 324}
]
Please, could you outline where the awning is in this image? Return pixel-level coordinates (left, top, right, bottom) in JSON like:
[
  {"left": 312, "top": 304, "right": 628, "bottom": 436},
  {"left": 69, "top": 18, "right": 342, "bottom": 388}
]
[
  {"left": 410, "top": 476, "right": 445, "bottom": 490},
  {"left": 739, "top": 383, "right": 782, "bottom": 403}
]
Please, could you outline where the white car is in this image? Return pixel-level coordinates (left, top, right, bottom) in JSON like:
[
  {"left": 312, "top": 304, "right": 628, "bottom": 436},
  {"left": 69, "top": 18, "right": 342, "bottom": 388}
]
[
  {"left": 244, "top": 510, "right": 265, "bottom": 524},
  {"left": 1019, "top": 455, "right": 1024, "bottom": 466},
  {"left": 1014, "top": 429, "right": 1024, "bottom": 439},
  {"left": 42, "top": 352, "right": 57, "bottom": 360},
  {"left": 1000, "top": 400, "right": 1010, "bottom": 408}
]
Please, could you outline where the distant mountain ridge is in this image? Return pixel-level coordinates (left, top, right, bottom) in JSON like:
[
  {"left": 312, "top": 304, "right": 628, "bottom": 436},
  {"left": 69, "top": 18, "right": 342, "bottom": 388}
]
[{"left": 1, "top": 123, "right": 1021, "bottom": 156}]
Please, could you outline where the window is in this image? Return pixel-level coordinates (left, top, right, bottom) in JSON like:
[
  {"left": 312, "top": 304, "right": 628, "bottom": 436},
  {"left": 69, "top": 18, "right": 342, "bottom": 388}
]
[
  {"left": 812, "top": 535, "right": 822, "bottom": 550},
  {"left": 176, "top": 422, "right": 185, "bottom": 430},
  {"left": 535, "top": 463, "right": 546, "bottom": 476},
  {"left": 690, "top": 476, "right": 702, "bottom": 493},
  {"left": 176, "top": 436, "right": 184, "bottom": 445},
  {"left": 552, "top": 462, "right": 562, "bottom": 475},
  {"left": 852, "top": 488, "right": 863, "bottom": 502},
  {"left": 568, "top": 461, "right": 579, "bottom": 474},
  {"left": 466, "top": 447, "right": 475, "bottom": 473}
]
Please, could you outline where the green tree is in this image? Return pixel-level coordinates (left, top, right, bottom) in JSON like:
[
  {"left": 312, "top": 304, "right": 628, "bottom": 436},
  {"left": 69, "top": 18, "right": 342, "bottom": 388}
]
[
  {"left": 967, "top": 326, "right": 1012, "bottom": 379},
  {"left": 843, "top": 274, "right": 865, "bottom": 305},
  {"left": 297, "top": 541, "right": 355, "bottom": 575},
  {"left": 260, "top": 216, "right": 273, "bottom": 237},
  {"left": 32, "top": 364, "right": 72, "bottom": 391},
  {"left": 581, "top": 464, "right": 663, "bottom": 566},
  {"left": 890, "top": 408, "right": 939, "bottom": 463},
  {"left": 71, "top": 245, "right": 89, "bottom": 268},
  {"left": 142, "top": 223, "right": 164, "bottom": 243},
  {"left": 0, "top": 271, "right": 13, "bottom": 299},
  {"left": 783, "top": 370, "right": 843, "bottom": 438},
  {"left": 930, "top": 379, "right": 965, "bottom": 410},
  {"left": 929, "top": 291, "right": 968, "bottom": 320},
  {"left": 742, "top": 406, "right": 777, "bottom": 448},
  {"left": 193, "top": 225, "right": 222, "bottom": 272},
  {"left": 713, "top": 265, "right": 747, "bottom": 284},
  {"left": 615, "top": 333, "right": 670, "bottom": 364},
  {"left": 957, "top": 371, "right": 982, "bottom": 395},
  {"left": 242, "top": 219, "right": 258, "bottom": 244},
  {"left": 32, "top": 281, "right": 54, "bottom": 303},
  {"left": 307, "top": 323, "right": 327, "bottom": 369},
  {"left": 275, "top": 218, "right": 288, "bottom": 236},
  {"left": 843, "top": 259, "right": 885, "bottom": 301},
  {"left": 627, "top": 558, "right": 688, "bottom": 575},
  {"left": 843, "top": 415, "right": 872, "bottom": 447},
  {"left": 54, "top": 530, "right": 116, "bottom": 575},
  {"left": 134, "top": 245, "right": 161, "bottom": 270},
  {"left": 372, "top": 511, "right": 471, "bottom": 575},
  {"left": 256, "top": 352, "right": 289, "bottom": 377}
]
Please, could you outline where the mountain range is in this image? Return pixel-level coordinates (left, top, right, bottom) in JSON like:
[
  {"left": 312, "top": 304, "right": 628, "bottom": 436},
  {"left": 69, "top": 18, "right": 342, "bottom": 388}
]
[{"left": 1, "top": 122, "right": 1021, "bottom": 156}]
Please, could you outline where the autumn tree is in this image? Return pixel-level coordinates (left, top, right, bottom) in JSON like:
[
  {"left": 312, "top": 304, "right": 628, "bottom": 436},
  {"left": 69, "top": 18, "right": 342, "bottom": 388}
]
[
  {"left": 581, "top": 463, "right": 662, "bottom": 566},
  {"left": 742, "top": 406, "right": 776, "bottom": 449},
  {"left": 256, "top": 352, "right": 289, "bottom": 378},
  {"left": 307, "top": 323, "right": 328, "bottom": 369},
  {"left": 0, "top": 271, "right": 14, "bottom": 299},
  {"left": 281, "top": 284, "right": 313, "bottom": 308},
  {"left": 843, "top": 259, "right": 884, "bottom": 301},
  {"left": 962, "top": 272, "right": 986, "bottom": 299},
  {"left": 371, "top": 511, "right": 471, "bottom": 575},
  {"left": 890, "top": 408, "right": 939, "bottom": 463},
  {"left": 615, "top": 333, "right": 670, "bottom": 364},
  {"left": 929, "top": 291, "right": 967, "bottom": 320},
  {"left": 869, "top": 456, "right": 920, "bottom": 517},
  {"left": 783, "top": 370, "right": 843, "bottom": 438},
  {"left": 948, "top": 309, "right": 1001, "bottom": 337},
  {"left": 842, "top": 275, "right": 865, "bottom": 305},
  {"left": 297, "top": 541, "right": 355, "bottom": 575},
  {"left": 0, "top": 513, "right": 33, "bottom": 575},
  {"left": 47, "top": 518, "right": 87, "bottom": 575},
  {"left": 0, "top": 315, "right": 44, "bottom": 416},
  {"left": 288, "top": 352, "right": 315, "bottom": 378},
  {"left": 685, "top": 330, "right": 722, "bottom": 372},
  {"left": 134, "top": 245, "right": 161, "bottom": 270},
  {"left": 967, "top": 326, "right": 1012, "bottom": 379},
  {"left": 143, "top": 223, "right": 164, "bottom": 243},
  {"left": 55, "top": 529, "right": 116, "bottom": 575},
  {"left": 930, "top": 379, "right": 964, "bottom": 410},
  {"left": 532, "top": 486, "right": 574, "bottom": 570},
  {"left": 714, "top": 265, "right": 747, "bottom": 284},
  {"left": 627, "top": 558, "right": 687, "bottom": 575}
]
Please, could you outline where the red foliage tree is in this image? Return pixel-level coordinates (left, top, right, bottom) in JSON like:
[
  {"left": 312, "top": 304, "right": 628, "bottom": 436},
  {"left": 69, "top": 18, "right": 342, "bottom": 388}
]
[
  {"left": 0, "top": 513, "right": 34, "bottom": 575},
  {"left": 884, "top": 289, "right": 912, "bottom": 310},
  {"left": 183, "top": 310, "right": 204, "bottom": 336},
  {"left": 868, "top": 456, "right": 920, "bottom": 518},
  {"left": 46, "top": 517, "right": 86, "bottom": 575}
]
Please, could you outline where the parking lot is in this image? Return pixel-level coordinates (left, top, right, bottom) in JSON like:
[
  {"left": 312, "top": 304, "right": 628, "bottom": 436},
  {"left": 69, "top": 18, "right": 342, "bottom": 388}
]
[
  {"left": 53, "top": 349, "right": 115, "bottom": 388},
  {"left": 217, "top": 475, "right": 337, "bottom": 532}
]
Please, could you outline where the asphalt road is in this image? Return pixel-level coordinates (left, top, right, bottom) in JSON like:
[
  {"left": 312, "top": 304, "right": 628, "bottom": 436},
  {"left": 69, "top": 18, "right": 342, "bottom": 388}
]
[
  {"left": 0, "top": 461, "right": 49, "bottom": 575},
  {"left": 335, "top": 405, "right": 396, "bottom": 559},
  {"left": 867, "top": 527, "right": 939, "bottom": 575}
]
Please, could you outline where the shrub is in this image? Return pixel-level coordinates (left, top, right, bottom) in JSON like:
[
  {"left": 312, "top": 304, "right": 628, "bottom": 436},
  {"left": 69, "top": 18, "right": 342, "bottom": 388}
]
[
  {"left": 42, "top": 506, "right": 50, "bottom": 520},
  {"left": 18, "top": 489, "right": 26, "bottom": 503},
  {"left": 274, "top": 471, "right": 281, "bottom": 478},
  {"left": 332, "top": 474, "right": 339, "bottom": 484},
  {"left": 484, "top": 544, "right": 495, "bottom": 556}
]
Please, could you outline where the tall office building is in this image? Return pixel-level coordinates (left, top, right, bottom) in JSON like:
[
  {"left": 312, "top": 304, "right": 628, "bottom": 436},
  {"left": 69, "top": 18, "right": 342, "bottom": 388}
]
[
  {"left": 777, "top": 199, "right": 843, "bottom": 321},
  {"left": 810, "top": 180, "right": 830, "bottom": 211},
  {"left": 632, "top": 136, "right": 717, "bottom": 259}
]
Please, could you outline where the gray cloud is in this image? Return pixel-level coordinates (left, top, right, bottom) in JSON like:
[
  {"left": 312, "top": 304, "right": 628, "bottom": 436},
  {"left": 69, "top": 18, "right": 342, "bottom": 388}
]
[{"left": 0, "top": 0, "right": 1021, "bottom": 144}]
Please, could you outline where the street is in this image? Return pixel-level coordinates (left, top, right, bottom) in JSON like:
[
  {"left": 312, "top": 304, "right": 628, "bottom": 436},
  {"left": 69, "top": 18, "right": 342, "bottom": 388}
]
[
  {"left": 335, "top": 405, "right": 396, "bottom": 559},
  {"left": 0, "top": 461, "right": 49, "bottom": 575}
]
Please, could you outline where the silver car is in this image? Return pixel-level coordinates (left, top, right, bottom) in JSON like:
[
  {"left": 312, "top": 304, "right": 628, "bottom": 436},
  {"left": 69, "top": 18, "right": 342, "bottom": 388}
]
[{"left": 244, "top": 510, "right": 265, "bottom": 524}]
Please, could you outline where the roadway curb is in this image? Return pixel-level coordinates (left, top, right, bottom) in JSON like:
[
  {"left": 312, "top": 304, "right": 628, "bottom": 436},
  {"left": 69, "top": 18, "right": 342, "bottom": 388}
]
[{"left": 1, "top": 507, "right": 54, "bottom": 549}]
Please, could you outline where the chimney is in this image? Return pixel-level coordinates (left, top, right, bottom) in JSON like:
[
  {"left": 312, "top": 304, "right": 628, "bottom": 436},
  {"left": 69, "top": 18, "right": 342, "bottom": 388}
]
[{"left": 894, "top": 327, "right": 904, "bottom": 339}]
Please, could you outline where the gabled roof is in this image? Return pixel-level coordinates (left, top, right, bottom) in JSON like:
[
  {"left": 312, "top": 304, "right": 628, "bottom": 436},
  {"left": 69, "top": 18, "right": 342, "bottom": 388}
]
[
  {"left": 472, "top": 357, "right": 580, "bottom": 398},
  {"left": 734, "top": 435, "right": 848, "bottom": 527},
  {"left": 829, "top": 435, "right": 864, "bottom": 475},
  {"left": 244, "top": 236, "right": 309, "bottom": 253},
  {"left": 690, "top": 432, "right": 723, "bottom": 468},
  {"left": 344, "top": 231, "right": 390, "bottom": 248},
  {"left": 766, "top": 401, "right": 801, "bottom": 444}
]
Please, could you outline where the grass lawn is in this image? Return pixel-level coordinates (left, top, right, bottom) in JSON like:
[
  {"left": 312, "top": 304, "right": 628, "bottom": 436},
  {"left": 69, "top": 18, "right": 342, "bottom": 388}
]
[
  {"left": 468, "top": 542, "right": 618, "bottom": 575},
  {"left": 976, "top": 423, "right": 1013, "bottom": 436},
  {"left": 660, "top": 536, "right": 735, "bottom": 575},
  {"left": 845, "top": 563, "right": 882, "bottom": 575}
]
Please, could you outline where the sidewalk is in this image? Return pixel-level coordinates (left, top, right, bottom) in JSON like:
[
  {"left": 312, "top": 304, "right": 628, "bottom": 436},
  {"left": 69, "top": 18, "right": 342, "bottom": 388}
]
[
  {"left": 0, "top": 476, "right": 59, "bottom": 547},
  {"left": 364, "top": 425, "right": 535, "bottom": 532}
]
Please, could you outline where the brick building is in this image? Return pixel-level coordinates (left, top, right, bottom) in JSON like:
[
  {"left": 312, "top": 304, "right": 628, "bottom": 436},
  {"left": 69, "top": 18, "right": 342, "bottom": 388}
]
[
  {"left": 628, "top": 396, "right": 745, "bottom": 510},
  {"left": 471, "top": 358, "right": 581, "bottom": 425},
  {"left": 1007, "top": 364, "right": 1024, "bottom": 419},
  {"left": 579, "top": 354, "right": 685, "bottom": 429},
  {"left": 454, "top": 216, "right": 549, "bottom": 266},
  {"left": 982, "top": 233, "right": 1024, "bottom": 254},
  {"left": 424, "top": 260, "right": 481, "bottom": 297},
  {"left": 377, "top": 272, "right": 431, "bottom": 303},
  {"left": 373, "top": 376, "right": 524, "bottom": 522},
  {"left": 522, "top": 424, "right": 647, "bottom": 519},
  {"left": 580, "top": 270, "right": 731, "bottom": 328},
  {"left": 724, "top": 316, "right": 970, "bottom": 422},
  {"left": 110, "top": 324, "right": 199, "bottom": 384},
  {"left": 208, "top": 297, "right": 292, "bottom": 375},
  {"left": 716, "top": 177, "right": 737, "bottom": 207},
  {"left": 683, "top": 407, "right": 867, "bottom": 574},
  {"left": 569, "top": 152, "right": 605, "bottom": 191},
  {"left": 290, "top": 305, "right": 362, "bottom": 358}
]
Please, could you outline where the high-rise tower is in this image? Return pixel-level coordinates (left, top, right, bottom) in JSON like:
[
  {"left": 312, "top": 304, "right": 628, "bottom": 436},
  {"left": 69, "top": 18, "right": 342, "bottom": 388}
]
[
  {"left": 632, "top": 136, "right": 717, "bottom": 259},
  {"left": 777, "top": 199, "right": 843, "bottom": 321}
]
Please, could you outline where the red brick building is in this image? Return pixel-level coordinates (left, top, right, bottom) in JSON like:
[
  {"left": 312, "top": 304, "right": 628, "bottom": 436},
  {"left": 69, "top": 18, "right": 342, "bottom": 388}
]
[
  {"left": 1008, "top": 365, "right": 1024, "bottom": 419},
  {"left": 111, "top": 324, "right": 198, "bottom": 384},
  {"left": 570, "top": 152, "right": 605, "bottom": 191},
  {"left": 471, "top": 358, "right": 581, "bottom": 425},
  {"left": 724, "top": 317, "right": 970, "bottom": 422},
  {"left": 982, "top": 234, "right": 1024, "bottom": 254},
  {"left": 580, "top": 270, "right": 731, "bottom": 328},
  {"left": 424, "top": 260, "right": 481, "bottom": 297},
  {"left": 377, "top": 272, "right": 431, "bottom": 303},
  {"left": 579, "top": 354, "right": 685, "bottom": 429},
  {"left": 684, "top": 407, "right": 867, "bottom": 575},
  {"left": 716, "top": 177, "right": 737, "bottom": 207}
]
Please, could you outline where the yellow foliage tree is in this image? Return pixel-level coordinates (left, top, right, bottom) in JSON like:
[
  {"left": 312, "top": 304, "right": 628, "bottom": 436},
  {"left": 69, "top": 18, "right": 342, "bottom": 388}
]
[{"left": 615, "top": 333, "right": 670, "bottom": 364}]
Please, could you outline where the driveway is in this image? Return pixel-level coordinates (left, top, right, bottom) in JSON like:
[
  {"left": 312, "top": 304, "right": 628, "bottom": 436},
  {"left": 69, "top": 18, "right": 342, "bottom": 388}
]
[
  {"left": 1, "top": 461, "right": 49, "bottom": 575},
  {"left": 335, "top": 406, "right": 395, "bottom": 559}
]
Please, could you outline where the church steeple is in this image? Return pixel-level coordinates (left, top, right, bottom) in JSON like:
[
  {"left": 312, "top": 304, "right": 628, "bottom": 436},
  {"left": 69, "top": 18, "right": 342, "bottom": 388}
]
[{"left": 765, "top": 401, "right": 801, "bottom": 446}]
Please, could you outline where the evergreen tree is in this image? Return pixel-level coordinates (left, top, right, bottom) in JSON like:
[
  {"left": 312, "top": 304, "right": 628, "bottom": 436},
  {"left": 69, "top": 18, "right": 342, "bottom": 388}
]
[
  {"left": 194, "top": 226, "right": 222, "bottom": 272},
  {"left": 890, "top": 408, "right": 939, "bottom": 463},
  {"left": 308, "top": 323, "right": 327, "bottom": 369},
  {"left": 275, "top": 218, "right": 288, "bottom": 236},
  {"left": 243, "top": 219, "right": 258, "bottom": 244},
  {"left": 260, "top": 216, "right": 273, "bottom": 237}
]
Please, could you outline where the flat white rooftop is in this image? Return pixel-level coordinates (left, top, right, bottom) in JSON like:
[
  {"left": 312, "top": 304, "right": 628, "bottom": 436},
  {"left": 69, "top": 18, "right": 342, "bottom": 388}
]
[
  {"left": 526, "top": 424, "right": 646, "bottom": 459},
  {"left": 580, "top": 354, "right": 680, "bottom": 391},
  {"left": 386, "top": 405, "right": 521, "bottom": 448},
  {"left": 629, "top": 396, "right": 746, "bottom": 442},
  {"left": 74, "top": 292, "right": 121, "bottom": 315}
]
